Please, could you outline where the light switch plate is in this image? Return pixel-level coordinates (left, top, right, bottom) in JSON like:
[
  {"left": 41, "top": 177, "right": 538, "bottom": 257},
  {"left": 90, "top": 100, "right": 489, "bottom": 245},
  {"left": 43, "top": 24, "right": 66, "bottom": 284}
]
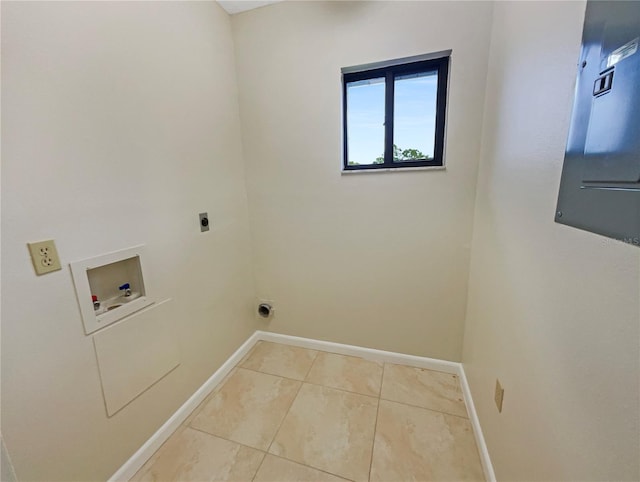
[{"left": 27, "top": 239, "right": 62, "bottom": 275}]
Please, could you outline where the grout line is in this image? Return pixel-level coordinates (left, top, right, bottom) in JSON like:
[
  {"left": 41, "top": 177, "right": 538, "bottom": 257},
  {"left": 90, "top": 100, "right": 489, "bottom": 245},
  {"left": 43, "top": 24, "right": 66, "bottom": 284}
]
[
  {"left": 249, "top": 451, "right": 268, "bottom": 482},
  {"left": 310, "top": 350, "right": 387, "bottom": 365},
  {"left": 232, "top": 345, "right": 310, "bottom": 458},
  {"left": 303, "top": 349, "right": 321, "bottom": 380},
  {"left": 235, "top": 346, "right": 363, "bottom": 482},
  {"left": 183, "top": 368, "right": 237, "bottom": 428},
  {"left": 367, "top": 399, "right": 381, "bottom": 482},
  {"left": 210, "top": 346, "right": 366, "bottom": 481},
  {"left": 378, "top": 396, "right": 470, "bottom": 420},
  {"left": 235, "top": 346, "right": 270, "bottom": 482},
  {"left": 264, "top": 377, "right": 305, "bottom": 455},
  {"left": 239, "top": 366, "right": 379, "bottom": 400},
  {"left": 236, "top": 366, "right": 306, "bottom": 383},
  {"left": 383, "top": 361, "right": 459, "bottom": 376},
  {"left": 303, "top": 379, "right": 379, "bottom": 400},
  {"left": 367, "top": 364, "right": 385, "bottom": 481},
  {"left": 378, "top": 363, "right": 386, "bottom": 398},
  {"left": 266, "top": 453, "right": 356, "bottom": 482},
  {"left": 187, "top": 425, "right": 269, "bottom": 454}
]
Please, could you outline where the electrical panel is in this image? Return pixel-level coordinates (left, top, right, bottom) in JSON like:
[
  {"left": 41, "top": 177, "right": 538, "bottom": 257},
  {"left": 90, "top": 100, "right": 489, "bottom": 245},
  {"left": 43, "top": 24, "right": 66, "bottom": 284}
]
[{"left": 555, "top": 1, "right": 640, "bottom": 246}]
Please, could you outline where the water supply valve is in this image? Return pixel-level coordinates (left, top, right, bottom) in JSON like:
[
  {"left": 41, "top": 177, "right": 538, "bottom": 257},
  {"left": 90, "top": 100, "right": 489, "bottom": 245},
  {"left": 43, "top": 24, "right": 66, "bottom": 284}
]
[{"left": 119, "top": 283, "right": 132, "bottom": 297}]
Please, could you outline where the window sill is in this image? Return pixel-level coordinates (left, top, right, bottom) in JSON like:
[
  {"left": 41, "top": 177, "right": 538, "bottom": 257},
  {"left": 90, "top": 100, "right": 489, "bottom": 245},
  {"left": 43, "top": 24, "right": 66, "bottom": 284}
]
[{"left": 341, "top": 165, "right": 446, "bottom": 175}]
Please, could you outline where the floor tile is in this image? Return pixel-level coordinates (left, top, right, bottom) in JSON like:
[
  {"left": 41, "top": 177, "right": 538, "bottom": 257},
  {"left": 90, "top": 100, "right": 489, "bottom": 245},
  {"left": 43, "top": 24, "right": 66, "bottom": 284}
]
[
  {"left": 253, "top": 455, "right": 349, "bottom": 482},
  {"left": 131, "top": 427, "right": 264, "bottom": 482},
  {"left": 371, "top": 400, "right": 484, "bottom": 481},
  {"left": 182, "top": 369, "right": 236, "bottom": 428},
  {"left": 305, "top": 352, "right": 383, "bottom": 397},
  {"left": 240, "top": 341, "right": 318, "bottom": 380},
  {"left": 381, "top": 363, "right": 467, "bottom": 417},
  {"left": 190, "top": 368, "right": 300, "bottom": 450},
  {"left": 269, "top": 383, "right": 378, "bottom": 482}
]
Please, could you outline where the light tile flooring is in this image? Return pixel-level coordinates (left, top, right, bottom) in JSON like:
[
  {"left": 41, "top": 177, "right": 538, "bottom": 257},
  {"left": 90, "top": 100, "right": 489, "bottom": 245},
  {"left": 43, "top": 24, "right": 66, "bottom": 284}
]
[{"left": 132, "top": 341, "right": 485, "bottom": 482}]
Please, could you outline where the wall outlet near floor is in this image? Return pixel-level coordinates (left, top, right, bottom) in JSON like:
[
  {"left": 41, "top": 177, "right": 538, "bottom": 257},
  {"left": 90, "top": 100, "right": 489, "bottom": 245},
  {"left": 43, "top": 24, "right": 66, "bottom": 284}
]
[
  {"left": 27, "top": 239, "right": 62, "bottom": 275},
  {"left": 495, "top": 379, "right": 504, "bottom": 413}
]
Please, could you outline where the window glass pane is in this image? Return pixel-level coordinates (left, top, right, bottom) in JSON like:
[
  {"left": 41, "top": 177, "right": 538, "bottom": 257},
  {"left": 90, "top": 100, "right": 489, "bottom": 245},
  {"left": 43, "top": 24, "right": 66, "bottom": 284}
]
[
  {"left": 393, "top": 70, "right": 438, "bottom": 162},
  {"left": 346, "top": 77, "right": 385, "bottom": 166}
]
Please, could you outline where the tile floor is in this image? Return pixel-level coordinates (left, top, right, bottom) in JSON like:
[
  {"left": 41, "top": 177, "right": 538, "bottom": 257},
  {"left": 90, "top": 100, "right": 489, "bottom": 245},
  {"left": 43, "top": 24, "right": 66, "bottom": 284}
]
[{"left": 131, "top": 341, "right": 485, "bottom": 482}]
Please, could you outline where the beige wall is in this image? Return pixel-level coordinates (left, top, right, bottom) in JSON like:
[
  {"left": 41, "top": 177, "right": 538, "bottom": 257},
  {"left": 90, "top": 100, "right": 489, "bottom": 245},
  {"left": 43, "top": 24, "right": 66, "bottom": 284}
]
[
  {"left": 232, "top": 1, "right": 493, "bottom": 361},
  {"left": 463, "top": 2, "right": 640, "bottom": 480},
  {"left": 1, "top": 2, "right": 257, "bottom": 480}
]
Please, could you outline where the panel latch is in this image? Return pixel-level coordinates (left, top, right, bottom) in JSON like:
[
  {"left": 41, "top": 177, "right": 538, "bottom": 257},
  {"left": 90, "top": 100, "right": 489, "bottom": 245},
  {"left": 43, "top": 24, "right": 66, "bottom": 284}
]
[{"left": 593, "top": 70, "right": 614, "bottom": 96}]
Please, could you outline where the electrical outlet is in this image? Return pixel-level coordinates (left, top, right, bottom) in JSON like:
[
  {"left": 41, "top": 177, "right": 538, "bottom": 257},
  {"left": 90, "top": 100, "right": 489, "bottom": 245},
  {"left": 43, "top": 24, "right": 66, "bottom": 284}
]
[
  {"left": 199, "top": 212, "right": 210, "bottom": 232},
  {"left": 495, "top": 379, "right": 504, "bottom": 413},
  {"left": 28, "top": 239, "right": 62, "bottom": 275}
]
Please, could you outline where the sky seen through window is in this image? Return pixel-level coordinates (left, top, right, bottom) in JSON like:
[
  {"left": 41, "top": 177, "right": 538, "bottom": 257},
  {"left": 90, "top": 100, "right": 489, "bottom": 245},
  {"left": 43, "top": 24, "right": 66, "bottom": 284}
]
[{"left": 346, "top": 71, "right": 438, "bottom": 165}]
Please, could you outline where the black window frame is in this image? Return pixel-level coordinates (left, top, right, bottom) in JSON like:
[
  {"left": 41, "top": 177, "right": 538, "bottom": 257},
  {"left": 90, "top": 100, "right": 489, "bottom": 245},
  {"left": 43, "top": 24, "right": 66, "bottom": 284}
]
[{"left": 342, "top": 55, "right": 450, "bottom": 171}]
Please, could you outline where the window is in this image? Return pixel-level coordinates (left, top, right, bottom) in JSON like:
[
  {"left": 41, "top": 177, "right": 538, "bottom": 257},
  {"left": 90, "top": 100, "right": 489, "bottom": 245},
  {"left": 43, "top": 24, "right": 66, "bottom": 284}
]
[{"left": 342, "top": 51, "right": 450, "bottom": 171}]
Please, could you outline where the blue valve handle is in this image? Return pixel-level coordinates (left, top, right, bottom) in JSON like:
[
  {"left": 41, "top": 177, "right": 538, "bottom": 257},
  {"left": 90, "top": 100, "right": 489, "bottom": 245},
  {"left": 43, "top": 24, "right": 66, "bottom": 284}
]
[{"left": 118, "top": 283, "right": 130, "bottom": 291}]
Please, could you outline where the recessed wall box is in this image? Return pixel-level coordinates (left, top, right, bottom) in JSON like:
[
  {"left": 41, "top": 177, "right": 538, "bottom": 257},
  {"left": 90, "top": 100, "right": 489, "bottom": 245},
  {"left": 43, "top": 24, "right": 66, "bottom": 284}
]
[
  {"left": 555, "top": 0, "right": 640, "bottom": 246},
  {"left": 70, "top": 245, "right": 154, "bottom": 334}
]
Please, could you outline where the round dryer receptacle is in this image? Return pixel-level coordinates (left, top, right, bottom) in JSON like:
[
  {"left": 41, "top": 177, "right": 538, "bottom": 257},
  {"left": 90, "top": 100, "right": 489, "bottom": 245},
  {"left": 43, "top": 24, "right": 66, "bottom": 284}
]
[{"left": 258, "top": 303, "right": 273, "bottom": 318}]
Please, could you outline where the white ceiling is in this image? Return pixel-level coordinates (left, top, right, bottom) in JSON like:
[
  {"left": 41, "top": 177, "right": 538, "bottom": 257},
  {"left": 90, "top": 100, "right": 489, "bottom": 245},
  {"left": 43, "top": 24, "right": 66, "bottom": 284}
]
[{"left": 218, "top": 1, "right": 283, "bottom": 15}]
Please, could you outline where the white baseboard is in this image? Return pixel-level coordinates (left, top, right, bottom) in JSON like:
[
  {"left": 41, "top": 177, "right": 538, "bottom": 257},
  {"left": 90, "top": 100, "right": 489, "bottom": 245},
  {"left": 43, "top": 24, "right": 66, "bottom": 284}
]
[
  {"left": 109, "top": 330, "right": 495, "bottom": 482},
  {"left": 458, "top": 365, "right": 497, "bottom": 482},
  {"left": 108, "top": 331, "right": 261, "bottom": 482},
  {"left": 255, "top": 331, "right": 460, "bottom": 374}
]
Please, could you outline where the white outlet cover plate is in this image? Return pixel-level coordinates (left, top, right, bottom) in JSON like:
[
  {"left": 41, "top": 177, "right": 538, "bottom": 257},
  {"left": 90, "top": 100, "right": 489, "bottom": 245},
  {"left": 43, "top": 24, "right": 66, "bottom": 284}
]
[{"left": 27, "top": 239, "right": 62, "bottom": 275}]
